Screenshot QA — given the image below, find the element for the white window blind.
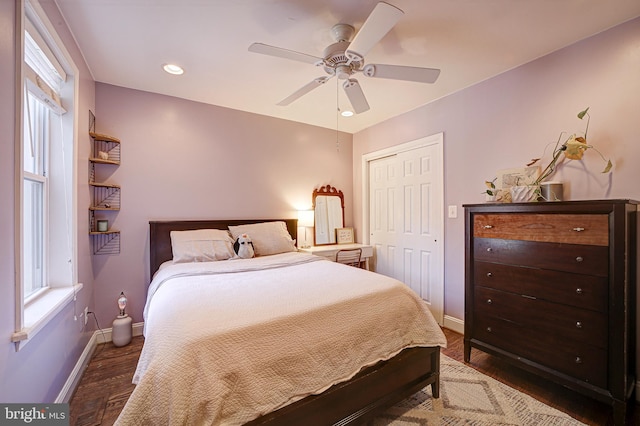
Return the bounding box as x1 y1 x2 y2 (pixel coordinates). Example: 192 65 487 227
24 19 66 114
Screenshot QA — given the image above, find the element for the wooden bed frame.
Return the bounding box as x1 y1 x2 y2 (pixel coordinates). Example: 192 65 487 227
149 219 441 425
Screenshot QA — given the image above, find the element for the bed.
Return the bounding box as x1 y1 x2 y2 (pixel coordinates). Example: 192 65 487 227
116 219 446 425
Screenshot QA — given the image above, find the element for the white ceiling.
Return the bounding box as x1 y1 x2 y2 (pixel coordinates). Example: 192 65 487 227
55 0 640 134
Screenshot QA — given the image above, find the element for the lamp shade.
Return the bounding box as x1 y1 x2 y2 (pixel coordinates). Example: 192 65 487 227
298 210 315 227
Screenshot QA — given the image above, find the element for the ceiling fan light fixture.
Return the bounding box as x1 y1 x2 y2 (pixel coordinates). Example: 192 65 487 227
335 64 352 80
163 63 184 75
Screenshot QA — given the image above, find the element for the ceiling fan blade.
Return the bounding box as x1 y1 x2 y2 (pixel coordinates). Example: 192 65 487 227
363 64 441 84
343 79 370 114
277 76 332 106
249 43 322 65
345 2 404 62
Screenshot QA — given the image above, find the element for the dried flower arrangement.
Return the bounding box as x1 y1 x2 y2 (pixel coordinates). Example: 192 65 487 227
528 107 612 187
482 107 612 202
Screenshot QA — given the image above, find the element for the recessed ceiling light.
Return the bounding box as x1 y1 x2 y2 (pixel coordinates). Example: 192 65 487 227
341 110 354 117
163 64 184 75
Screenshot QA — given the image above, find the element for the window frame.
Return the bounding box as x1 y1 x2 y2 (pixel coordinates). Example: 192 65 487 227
23 92 50 301
13 0 82 351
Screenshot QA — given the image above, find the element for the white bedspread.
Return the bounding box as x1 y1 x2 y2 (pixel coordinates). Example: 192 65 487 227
116 252 446 425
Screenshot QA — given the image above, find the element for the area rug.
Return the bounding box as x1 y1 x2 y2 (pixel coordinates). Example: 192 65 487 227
372 354 586 425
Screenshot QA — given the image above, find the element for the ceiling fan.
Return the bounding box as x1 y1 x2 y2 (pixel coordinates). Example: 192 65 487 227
248 1 440 114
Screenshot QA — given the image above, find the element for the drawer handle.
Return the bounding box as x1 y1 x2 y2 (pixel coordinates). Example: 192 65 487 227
486 327 492 333
576 288 583 295
576 321 582 329
486 272 492 278
575 356 582 364
572 227 585 232
483 225 493 229
486 299 492 304
486 247 493 252
575 256 584 263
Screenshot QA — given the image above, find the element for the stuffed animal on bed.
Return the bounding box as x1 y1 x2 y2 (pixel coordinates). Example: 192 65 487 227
233 233 255 259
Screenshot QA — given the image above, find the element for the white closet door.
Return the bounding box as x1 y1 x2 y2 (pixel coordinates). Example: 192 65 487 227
369 142 443 323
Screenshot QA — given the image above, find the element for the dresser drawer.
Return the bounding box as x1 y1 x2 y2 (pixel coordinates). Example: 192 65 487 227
474 316 607 387
474 286 607 348
474 238 608 277
474 213 608 246
474 261 608 312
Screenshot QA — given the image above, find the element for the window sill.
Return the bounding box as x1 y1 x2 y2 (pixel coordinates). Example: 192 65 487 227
11 283 83 351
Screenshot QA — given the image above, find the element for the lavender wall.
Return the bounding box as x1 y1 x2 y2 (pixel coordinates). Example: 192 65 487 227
91 84 354 325
353 17 640 323
0 2 96 403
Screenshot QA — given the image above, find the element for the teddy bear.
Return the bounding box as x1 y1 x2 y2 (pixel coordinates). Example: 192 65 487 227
233 233 255 259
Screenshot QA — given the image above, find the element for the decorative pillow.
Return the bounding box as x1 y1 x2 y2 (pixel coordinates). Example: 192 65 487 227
228 221 296 256
233 233 255 259
170 229 234 263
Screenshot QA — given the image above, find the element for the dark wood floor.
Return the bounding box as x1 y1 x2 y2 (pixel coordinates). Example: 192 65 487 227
69 328 638 425
70 336 143 426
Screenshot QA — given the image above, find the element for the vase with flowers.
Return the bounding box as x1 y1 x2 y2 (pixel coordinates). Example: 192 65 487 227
510 107 612 202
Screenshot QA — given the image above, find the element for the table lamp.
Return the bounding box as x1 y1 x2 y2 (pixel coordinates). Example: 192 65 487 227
298 210 315 248
112 291 132 347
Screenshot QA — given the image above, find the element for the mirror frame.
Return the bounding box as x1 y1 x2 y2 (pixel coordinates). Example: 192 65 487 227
312 185 345 246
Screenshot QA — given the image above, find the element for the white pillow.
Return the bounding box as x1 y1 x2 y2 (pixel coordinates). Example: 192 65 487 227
170 229 234 263
228 221 296 256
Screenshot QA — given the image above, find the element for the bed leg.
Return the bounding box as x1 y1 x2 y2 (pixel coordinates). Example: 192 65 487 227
431 377 440 399
431 348 441 398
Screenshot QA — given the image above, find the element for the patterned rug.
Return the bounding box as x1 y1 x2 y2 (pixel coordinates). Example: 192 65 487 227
372 354 586 425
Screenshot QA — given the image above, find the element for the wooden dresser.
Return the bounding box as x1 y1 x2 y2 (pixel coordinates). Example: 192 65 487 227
463 200 638 425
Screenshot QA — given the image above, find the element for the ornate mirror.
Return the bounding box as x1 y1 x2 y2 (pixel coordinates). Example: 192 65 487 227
312 185 345 246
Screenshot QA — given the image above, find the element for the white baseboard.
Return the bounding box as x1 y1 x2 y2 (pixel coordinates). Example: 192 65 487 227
56 322 144 403
95 322 144 344
443 314 464 335
55 332 98 403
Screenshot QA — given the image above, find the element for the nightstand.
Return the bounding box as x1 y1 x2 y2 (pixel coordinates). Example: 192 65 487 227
299 243 374 270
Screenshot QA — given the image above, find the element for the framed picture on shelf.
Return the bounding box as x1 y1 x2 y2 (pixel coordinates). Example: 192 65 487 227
496 166 540 189
335 227 354 244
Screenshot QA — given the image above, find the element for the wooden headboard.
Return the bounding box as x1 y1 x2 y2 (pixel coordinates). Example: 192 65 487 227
149 219 298 277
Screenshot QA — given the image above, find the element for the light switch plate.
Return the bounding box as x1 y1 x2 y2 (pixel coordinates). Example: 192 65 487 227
448 205 458 218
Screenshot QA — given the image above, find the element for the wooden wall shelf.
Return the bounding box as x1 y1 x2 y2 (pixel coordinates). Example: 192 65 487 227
88 112 122 255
